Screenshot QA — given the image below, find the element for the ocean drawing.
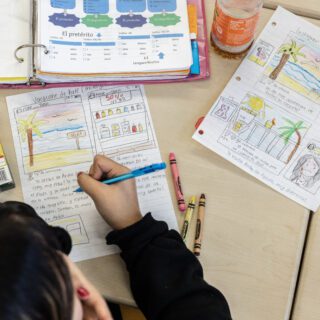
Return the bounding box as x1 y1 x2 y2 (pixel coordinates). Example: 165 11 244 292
15 100 93 173
264 32 320 103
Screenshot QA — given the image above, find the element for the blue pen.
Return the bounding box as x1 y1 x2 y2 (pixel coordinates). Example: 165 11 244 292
74 162 166 192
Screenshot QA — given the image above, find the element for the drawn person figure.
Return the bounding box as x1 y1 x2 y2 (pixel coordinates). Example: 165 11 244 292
256 47 266 60
290 154 320 188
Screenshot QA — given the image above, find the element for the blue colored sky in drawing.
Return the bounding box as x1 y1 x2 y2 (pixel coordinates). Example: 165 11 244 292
17 102 92 156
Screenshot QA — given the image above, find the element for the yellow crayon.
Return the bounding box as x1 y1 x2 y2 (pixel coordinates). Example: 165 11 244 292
181 196 196 241
194 194 206 256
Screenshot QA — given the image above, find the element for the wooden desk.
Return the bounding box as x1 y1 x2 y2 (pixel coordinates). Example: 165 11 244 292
0 5 316 320
264 0 320 19
292 211 320 320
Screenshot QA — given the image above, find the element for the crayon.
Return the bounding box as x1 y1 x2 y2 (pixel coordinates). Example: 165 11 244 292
194 194 206 256
181 196 196 241
169 152 186 212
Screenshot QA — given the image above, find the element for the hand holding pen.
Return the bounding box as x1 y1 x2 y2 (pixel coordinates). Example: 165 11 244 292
76 156 166 229
77 155 143 230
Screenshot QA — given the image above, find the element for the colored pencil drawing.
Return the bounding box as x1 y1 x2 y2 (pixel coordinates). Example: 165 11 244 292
89 86 156 156
219 93 309 164
49 215 89 245
263 31 320 103
15 98 93 173
210 97 238 122
17 112 46 167
278 118 306 163
248 40 274 66
284 141 320 194
290 154 320 188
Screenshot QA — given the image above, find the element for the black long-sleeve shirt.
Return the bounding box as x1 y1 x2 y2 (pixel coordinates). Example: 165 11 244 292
107 213 232 320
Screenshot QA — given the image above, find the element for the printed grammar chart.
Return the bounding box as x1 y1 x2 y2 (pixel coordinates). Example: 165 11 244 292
37 0 192 74
194 7 320 211
6 85 177 262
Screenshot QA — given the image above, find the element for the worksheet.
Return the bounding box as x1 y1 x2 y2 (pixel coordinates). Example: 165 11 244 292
6 85 177 261
37 0 192 74
193 7 320 211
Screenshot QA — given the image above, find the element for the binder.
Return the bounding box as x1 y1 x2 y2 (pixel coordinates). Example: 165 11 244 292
1 0 209 89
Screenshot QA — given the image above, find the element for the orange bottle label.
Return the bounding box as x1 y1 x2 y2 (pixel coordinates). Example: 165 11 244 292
212 1 259 47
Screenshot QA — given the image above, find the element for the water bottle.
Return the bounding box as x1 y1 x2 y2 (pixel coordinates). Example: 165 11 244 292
211 0 263 57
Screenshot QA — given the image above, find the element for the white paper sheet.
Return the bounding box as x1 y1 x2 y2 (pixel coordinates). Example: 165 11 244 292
193 7 320 211
37 0 192 74
6 85 177 261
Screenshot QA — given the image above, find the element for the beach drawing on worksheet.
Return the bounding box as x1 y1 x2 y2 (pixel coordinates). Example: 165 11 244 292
193 7 320 210
7 85 177 262
14 95 93 173
259 31 320 103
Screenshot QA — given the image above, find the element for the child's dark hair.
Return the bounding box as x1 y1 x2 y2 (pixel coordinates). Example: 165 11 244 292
0 201 74 320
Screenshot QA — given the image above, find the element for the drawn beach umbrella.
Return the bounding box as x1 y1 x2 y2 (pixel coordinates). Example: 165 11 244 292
17 112 46 167
269 40 305 80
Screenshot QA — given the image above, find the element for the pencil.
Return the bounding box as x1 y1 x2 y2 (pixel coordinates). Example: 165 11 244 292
194 194 206 256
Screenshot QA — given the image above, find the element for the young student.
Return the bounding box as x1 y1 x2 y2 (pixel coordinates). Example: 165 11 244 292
0 155 232 320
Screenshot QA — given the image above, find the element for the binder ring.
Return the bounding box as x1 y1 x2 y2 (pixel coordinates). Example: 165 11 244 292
15 44 49 63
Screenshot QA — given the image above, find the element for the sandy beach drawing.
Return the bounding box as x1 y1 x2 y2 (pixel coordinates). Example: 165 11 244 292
264 31 320 103
15 99 93 173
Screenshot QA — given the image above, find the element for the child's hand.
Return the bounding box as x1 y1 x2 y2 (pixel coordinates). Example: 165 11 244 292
77 155 142 230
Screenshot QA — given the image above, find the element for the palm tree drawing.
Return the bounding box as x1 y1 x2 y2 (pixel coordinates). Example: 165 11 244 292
269 40 305 80
18 112 45 167
279 119 306 164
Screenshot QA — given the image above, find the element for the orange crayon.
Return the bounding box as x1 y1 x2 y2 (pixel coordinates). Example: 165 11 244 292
194 194 206 256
